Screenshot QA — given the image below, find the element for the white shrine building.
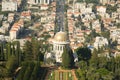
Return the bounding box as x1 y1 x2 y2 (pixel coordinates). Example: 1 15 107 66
44 31 78 64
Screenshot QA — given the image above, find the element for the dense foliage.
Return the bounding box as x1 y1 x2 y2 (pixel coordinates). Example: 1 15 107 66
75 47 120 80
106 4 117 14
75 47 92 62
17 62 41 80
23 38 44 61
0 38 45 80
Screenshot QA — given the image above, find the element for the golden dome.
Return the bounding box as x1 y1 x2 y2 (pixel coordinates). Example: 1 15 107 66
54 31 68 42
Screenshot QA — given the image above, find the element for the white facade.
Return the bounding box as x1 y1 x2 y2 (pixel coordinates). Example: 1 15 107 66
94 37 108 49
96 6 106 13
9 19 24 40
81 8 92 14
8 13 15 23
0 35 5 42
2 21 10 31
28 0 52 4
99 0 110 5
40 4 49 10
10 31 17 40
110 29 120 44
44 31 70 63
81 13 96 23
20 11 31 21
2 1 17 11
52 39 70 62
92 20 101 33
74 2 86 10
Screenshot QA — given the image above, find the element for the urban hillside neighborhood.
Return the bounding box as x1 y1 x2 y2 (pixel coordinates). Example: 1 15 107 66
0 0 120 80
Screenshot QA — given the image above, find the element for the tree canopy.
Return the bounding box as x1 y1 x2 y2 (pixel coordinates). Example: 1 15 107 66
75 47 92 62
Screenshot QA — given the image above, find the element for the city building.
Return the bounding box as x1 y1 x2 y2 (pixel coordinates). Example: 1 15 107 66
2 21 10 31
2 0 17 11
110 29 120 44
28 0 53 5
8 13 15 23
92 20 101 33
99 0 110 5
94 36 108 49
40 4 49 10
20 11 31 21
96 6 106 13
9 19 24 40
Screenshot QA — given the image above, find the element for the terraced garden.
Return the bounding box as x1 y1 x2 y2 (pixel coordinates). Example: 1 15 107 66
48 69 77 80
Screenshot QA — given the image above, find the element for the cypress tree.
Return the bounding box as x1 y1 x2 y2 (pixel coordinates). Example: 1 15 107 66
0 43 4 60
23 41 33 61
11 44 15 56
23 62 35 80
68 47 75 67
62 47 69 68
16 41 21 65
31 38 39 60
6 42 12 59
6 55 18 76
30 64 39 80
17 62 29 80
0 44 2 60
62 47 74 69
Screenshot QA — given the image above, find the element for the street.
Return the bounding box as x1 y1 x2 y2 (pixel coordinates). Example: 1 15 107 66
55 0 65 33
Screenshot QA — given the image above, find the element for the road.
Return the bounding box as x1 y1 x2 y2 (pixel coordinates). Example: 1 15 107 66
55 0 65 33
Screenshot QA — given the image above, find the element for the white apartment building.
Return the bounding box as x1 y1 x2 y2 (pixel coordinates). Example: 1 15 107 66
92 20 101 33
8 13 15 23
9 30 18 40
9 19 24 40
28 0 53 5
40 4 49 10
2 1 17 11
20 11 31 21
74 2 86 11
99 0 110 5
81 13 96 22
96 6 106 13
110 29 120 44
2 21 10 31
94 37 108 49
74 2 92 14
